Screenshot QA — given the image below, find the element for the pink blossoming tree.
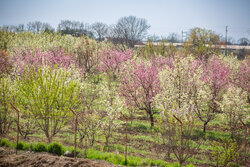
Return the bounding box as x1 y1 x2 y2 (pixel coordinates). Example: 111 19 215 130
120 59 161 127
13 48 78 75
195 57 231 132
100 49 133 79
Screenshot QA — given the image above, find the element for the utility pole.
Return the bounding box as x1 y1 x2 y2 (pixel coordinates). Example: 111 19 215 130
181 30 187 43
225 26 228 56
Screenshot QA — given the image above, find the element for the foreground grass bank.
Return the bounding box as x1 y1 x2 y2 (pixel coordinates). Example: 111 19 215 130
0 138 196 167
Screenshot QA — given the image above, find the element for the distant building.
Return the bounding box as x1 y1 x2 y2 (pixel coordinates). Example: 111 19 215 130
135 42 250 59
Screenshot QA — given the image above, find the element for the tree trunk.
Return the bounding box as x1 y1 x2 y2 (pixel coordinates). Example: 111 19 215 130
46 131 52 143
105 135 110 152
130 111 133 125
124 119 128 165
91 135 95 146
203 122 208 133
149 112 154 127
179 124 183 166
16 111 20 155
47 136 52 144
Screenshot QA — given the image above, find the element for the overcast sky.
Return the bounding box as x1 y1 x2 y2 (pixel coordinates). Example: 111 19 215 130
0 0 250 41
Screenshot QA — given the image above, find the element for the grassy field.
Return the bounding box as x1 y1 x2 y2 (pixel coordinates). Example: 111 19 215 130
2 110 248 167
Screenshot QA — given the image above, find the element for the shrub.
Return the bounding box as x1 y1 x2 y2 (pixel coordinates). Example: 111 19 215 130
0 138 11 147
31 142 47 152
48 142 64 155
15 141 29 150
211 139 238 167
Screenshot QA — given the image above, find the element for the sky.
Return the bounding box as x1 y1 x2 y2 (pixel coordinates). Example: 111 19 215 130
0 0 250 41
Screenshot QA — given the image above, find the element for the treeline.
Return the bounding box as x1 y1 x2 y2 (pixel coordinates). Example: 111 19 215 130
1 15 250 48
1 16 150 48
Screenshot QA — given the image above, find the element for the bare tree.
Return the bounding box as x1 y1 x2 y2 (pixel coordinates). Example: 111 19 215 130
2 25 23 33
227 36 235 45
147 34 160 42
17 24 25 32
112 16 150 47
167 33 180 43
57 20 72 33
26 21 54 33
238 37 249 46
27 21 43 33
58 20 93 37
41 23 54 33
92 22 109 41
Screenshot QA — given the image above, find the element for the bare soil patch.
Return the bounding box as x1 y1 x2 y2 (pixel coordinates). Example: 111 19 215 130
0 147 116 167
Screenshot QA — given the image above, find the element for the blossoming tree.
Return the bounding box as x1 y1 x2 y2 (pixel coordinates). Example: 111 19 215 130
120 59 161 127
196 57 231 132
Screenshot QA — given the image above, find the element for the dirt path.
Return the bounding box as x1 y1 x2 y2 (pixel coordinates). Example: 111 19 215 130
0 148 117 167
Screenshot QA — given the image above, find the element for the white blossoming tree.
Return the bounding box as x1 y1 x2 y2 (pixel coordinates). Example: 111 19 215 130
100 80 122 151
219 86 249 163
154 55 202 165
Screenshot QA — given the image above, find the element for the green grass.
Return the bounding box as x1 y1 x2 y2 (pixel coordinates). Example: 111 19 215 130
127 121 153 133
205 130 231 141
199 143 214 150
29 133 47 138
101 143 150 156
86 148 171 166
4 116 235 167
187 157 212 165
0 138 11 147
209 114 225 126
190 129 205 140
66 146 81 155
131 134 155 142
